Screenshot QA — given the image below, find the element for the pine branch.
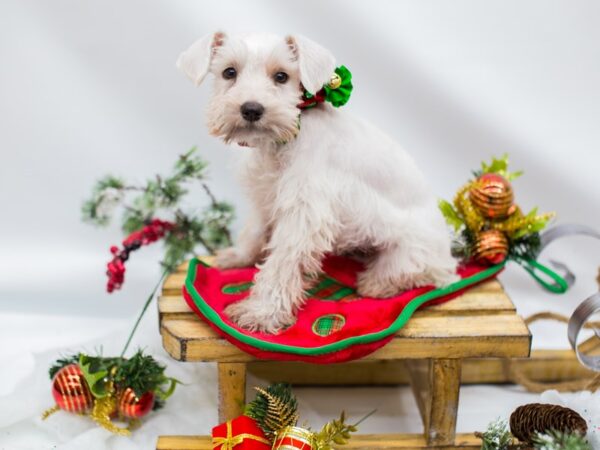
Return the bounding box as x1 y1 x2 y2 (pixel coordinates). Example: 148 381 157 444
476 419 513 450
533 430 591 450
245 383 299 437
48 353 81 379
113 349 171 397
82 147 234 289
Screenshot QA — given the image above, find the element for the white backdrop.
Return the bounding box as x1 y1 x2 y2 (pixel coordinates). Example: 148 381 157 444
1 1 600 449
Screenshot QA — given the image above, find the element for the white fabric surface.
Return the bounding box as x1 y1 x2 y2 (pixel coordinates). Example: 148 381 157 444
1 0 600 448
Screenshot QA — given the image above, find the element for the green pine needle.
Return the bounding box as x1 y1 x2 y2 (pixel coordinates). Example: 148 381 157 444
508 232 542 261
82 147 234 273
48 353 81 379
533 430 591 450
50 350 178 400
478 419 512 450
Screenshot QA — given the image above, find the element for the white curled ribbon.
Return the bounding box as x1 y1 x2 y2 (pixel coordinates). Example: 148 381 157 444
539 224 600 372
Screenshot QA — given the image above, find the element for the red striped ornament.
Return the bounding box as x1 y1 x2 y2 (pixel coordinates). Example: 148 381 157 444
118 388 155 419
51 364 94 413
272 426 314 450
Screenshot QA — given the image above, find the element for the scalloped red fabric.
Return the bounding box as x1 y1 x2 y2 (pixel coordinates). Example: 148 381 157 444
183 255 501 363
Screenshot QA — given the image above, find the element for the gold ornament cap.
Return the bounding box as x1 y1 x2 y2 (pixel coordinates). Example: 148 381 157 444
272 426 314 449
328 73 342 90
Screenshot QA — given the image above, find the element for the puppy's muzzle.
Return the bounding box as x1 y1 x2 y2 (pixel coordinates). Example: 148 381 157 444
240 102 264 122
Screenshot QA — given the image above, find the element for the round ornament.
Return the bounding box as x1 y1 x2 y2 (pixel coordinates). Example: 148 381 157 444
328 73 342 89
51 364 94 413
273 426 314 450
469 173 515 219
118 388 155 419
473 229 509 265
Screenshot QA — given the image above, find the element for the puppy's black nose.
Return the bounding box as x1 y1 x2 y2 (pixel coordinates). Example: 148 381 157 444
240 102 264 122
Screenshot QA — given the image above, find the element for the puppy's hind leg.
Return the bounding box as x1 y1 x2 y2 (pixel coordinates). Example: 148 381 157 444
357 232 458 298
357 244 416 298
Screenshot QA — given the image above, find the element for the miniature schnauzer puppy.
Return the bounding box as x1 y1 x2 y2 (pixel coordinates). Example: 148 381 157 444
177 32 458 334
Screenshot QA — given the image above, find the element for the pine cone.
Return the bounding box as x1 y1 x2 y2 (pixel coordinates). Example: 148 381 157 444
510 403 587 444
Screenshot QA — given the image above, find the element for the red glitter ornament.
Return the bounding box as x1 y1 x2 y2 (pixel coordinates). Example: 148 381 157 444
473 229 509 265
469 173 515 220
51 364 94 413
117 388 155 419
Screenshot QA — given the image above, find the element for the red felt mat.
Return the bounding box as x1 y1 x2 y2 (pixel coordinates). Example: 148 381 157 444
183 255 503 363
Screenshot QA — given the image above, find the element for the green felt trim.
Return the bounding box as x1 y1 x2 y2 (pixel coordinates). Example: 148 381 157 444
197 258 212 268
222 282 254 295
305 278 336 297
185 258 506 356
327 287 355 300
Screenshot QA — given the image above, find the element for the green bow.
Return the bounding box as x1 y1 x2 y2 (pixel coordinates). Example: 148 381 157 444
324 65 353 107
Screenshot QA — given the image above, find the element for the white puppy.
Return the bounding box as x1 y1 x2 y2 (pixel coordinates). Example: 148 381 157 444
177 32 458 333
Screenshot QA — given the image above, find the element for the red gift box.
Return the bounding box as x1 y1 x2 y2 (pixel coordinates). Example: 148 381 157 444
212 415 271 450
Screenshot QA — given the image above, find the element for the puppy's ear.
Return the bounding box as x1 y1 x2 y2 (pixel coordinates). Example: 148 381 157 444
286 35 336 95
176 31 226 86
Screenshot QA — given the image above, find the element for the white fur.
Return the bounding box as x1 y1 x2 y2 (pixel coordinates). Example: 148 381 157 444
178 32 458 333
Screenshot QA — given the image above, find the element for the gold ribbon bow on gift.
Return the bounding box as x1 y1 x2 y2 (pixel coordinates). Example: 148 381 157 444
212 420 270 450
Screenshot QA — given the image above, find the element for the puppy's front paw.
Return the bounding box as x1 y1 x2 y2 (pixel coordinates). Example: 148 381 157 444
224 295 296 334
215 247 253 269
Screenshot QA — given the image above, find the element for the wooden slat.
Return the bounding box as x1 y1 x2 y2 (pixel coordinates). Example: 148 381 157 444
161 314 530 362
163 273 187 295
157 433 482 450
245 347 598 386
158 279 516 327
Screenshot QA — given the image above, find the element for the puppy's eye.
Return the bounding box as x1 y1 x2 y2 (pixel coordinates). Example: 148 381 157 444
273 72 288 84
222 67 237 80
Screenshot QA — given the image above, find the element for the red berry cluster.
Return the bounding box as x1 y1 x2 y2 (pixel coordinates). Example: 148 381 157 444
106 219 174 292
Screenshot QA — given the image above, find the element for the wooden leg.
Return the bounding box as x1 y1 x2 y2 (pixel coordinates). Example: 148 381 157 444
217 362 247 423
405 359 462 447
428 359 462 446
404 360 431 429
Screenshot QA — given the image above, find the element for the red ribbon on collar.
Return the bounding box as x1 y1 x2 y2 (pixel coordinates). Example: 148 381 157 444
297 89 326 110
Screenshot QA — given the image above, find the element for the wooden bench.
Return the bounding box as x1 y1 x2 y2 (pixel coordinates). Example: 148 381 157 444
155 259 585 449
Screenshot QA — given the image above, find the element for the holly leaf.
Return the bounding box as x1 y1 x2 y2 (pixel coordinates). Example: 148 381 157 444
480 154 523 180
79 354 109 398
154 377 181 401
512 208 554 239
438 199 464 231
481 154 509 175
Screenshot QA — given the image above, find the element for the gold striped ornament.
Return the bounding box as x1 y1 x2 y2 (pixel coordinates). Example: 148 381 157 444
469 173 515 219
472 229 510 265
